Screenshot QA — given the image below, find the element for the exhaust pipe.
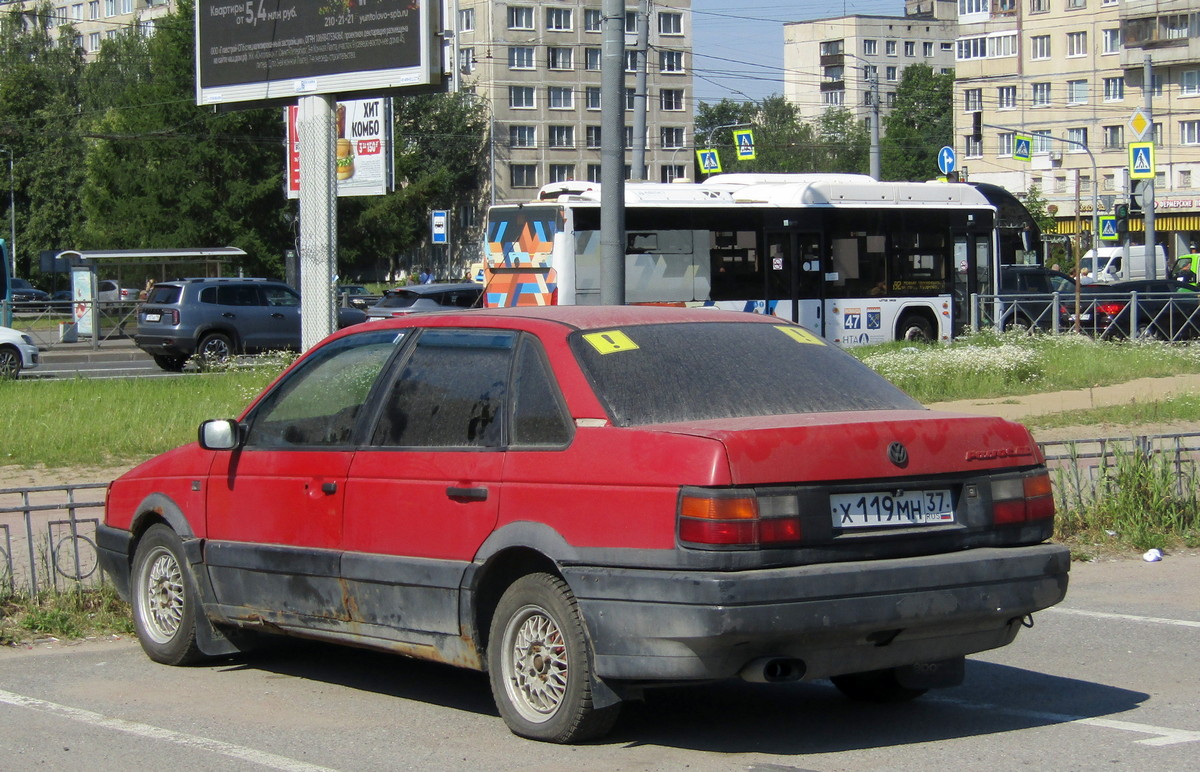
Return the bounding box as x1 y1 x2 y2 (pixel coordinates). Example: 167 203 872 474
740 657 806 683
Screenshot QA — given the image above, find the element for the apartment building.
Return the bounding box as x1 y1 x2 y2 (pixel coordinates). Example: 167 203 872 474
955 0 1200 258
456 0 694 203
30 0 173 56
782 1 956 129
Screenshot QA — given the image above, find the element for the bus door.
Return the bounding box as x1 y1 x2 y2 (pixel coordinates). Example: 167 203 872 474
952 231 992 334
764 231 825 336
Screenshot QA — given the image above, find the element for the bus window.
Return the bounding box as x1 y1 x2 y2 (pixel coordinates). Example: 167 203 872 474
709 230 760 300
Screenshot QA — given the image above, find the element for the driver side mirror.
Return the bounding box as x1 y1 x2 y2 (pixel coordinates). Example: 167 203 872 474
198 419 244 451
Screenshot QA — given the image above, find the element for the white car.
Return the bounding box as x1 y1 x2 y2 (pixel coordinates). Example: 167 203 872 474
0 325 39 378
98 279 138 302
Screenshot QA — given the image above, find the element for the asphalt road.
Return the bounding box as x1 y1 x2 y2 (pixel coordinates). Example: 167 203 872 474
0 554 1197 771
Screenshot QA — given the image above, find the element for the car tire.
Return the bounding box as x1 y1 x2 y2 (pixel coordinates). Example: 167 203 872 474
487 573 621 743
897 314 934 343
152 354 187 372
131 524 206 666
196 332 234 366
0 345 21 379
831 668 929 703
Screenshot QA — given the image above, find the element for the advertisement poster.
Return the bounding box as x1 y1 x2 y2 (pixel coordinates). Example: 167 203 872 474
286 97 392 198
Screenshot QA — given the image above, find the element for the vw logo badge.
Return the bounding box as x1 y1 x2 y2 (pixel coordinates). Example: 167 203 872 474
888 441 909 468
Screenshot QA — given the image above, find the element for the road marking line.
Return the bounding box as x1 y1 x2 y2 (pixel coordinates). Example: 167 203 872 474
930 696 1200 746
0 688 343 772
1047 607 1200 629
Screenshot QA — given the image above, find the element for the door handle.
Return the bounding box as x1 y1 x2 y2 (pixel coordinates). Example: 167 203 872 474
321 482 337 495
222 312 235 318
271 312 286 319
447 486 488 501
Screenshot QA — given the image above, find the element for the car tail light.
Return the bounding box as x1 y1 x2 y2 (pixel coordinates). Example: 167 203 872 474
1096 302 1126 316
678 489 802 548
991 470 1055 525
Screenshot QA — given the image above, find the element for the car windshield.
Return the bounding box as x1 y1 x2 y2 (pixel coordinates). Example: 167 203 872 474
570 321 922 426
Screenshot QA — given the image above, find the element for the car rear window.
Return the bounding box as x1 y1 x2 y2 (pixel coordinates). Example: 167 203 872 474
146 285 183 304
378 291 419 309
570 321 922 426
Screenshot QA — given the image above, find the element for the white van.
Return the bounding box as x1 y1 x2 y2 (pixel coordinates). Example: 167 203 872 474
1078 245 1168 283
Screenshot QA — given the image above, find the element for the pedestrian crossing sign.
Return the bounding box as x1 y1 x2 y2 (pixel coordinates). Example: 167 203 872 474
1013 134 1031 162
1129 142 1155 180
733 129 756 160
697 148 722 173
1098 215 1118 241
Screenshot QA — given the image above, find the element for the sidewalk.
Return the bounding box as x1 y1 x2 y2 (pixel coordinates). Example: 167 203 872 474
34 335 149 365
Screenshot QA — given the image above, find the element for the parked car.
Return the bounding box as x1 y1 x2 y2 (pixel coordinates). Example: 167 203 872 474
98 279 138 303
366 282 482 320
134 277 367 371
0 325 39 378
995 265 1077 331
100 306 1069 743
1061 279 1200 341
49 289 74 311
7 278 49 308
336 284 372 310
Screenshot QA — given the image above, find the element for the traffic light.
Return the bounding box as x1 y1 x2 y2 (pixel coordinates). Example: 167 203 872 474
1129 180 1143 214
1114 203 1129 234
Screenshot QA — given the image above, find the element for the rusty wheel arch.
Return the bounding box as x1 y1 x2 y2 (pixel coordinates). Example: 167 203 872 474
471 547 562 655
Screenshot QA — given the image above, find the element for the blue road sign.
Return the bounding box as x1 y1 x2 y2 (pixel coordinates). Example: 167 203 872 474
697 149 722 173
1014 135 1031 162
1099 216 1118 241
938 146 957 175
733 129 756 160
431 210 448 245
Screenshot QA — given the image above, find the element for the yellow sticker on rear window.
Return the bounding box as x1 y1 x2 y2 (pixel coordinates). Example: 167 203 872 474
774 326 825 346
583 330 640 354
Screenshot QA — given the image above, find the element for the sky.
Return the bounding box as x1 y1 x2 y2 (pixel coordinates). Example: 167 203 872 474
691 0 908 105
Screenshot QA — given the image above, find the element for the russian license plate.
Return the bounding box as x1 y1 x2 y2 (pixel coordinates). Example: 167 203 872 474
144 312 161 322
831 488 955 529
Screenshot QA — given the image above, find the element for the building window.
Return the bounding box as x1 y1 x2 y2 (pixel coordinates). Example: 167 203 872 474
1030 0 1049 12
625 50 638 72
586 87 602 110
863 39 877 55
585 48 601 71
624 87 637 110
661 165 687 183
659 12 682 35
964 88 982 111
886 66 897 81
511 164 538 188
509 47 534 70
1182 70 1200 96
957 36 985 60
548 126 574 149
959 0 987 13
1067 79 1088 105
509 126 536 148
1066 0 1085 8
923 42 933 56
820 40 844 56
549 164 575 182
1180 170 1192 189
586 125 602 149
509 86 535 109
459 8 474 31
1102 28 1120 54
660 89 684 111
661 127 684 149
458 48 475 74
104 0 113 16
965 135 982 158
904 40 915 56
886 40 897 55
585 8 602 32
1030 35 1050 60
548 47 573 70
988 34 1017 58
1066 31 1087 57
1067 127 1088 151
507 6 533 30
997 86 1016 109
660 50 684 74
548 87 574 109
1181 121 1200 146
88 31 100 50
88 0 98 19
1102 173 1115 191
824 90 845 106
1104 77 1124 101
1032 129 1052 154
1103 125 1124 150
1032 82 1051 106
546 8 572 31
999 132 1015 156
587 164 602 183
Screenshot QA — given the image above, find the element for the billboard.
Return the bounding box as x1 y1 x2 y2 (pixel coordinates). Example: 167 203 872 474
196 0 442 107
286 97 392 197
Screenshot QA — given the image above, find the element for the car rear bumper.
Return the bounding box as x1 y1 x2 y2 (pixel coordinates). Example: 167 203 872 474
565 543 1070 683
134 333 194 357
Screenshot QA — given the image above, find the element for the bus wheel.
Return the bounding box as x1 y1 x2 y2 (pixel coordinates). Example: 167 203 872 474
898 314 934 343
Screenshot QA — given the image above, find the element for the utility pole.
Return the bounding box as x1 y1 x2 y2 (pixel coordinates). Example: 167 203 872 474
631 0 649 181
1143 54 1157 279
867 66 881 180
600 0 627 304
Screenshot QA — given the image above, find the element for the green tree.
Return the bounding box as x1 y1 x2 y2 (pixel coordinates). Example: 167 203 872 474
813 107 868 174
880 63 954 181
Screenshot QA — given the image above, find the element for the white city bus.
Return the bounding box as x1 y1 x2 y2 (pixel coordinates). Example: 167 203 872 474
482 174 1039 345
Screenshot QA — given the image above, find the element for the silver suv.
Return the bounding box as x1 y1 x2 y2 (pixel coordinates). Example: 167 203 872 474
136 278 365 371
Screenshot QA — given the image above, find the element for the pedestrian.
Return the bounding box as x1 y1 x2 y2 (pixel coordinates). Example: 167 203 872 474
1079 267 1095 285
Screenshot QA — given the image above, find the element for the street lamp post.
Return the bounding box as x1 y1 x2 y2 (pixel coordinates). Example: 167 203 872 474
839 53 882 180
0 147 14 278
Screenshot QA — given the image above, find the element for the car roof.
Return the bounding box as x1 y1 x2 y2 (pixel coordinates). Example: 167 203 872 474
387 282 482 296
351 304 782 334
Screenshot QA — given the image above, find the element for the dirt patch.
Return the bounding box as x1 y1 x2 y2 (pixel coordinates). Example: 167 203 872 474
0 465 137 490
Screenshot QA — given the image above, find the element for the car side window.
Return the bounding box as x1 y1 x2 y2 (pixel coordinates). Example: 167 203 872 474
511 339 571 447
264 285 300 307
244 330 404 448
216 285 261 306
370 329 516 448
